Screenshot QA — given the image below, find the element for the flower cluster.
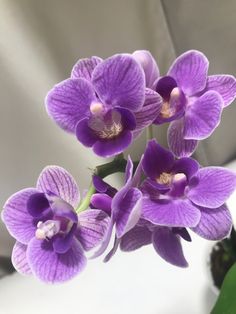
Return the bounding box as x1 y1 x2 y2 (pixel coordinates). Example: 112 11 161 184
2 50 236 283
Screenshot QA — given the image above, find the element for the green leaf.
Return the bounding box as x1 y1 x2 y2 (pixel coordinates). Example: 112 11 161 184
211 262 236 314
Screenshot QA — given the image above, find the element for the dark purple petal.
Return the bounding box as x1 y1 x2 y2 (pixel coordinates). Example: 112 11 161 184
92 175 109 193
90 193 112 215
152 227 188 267
27 238 86 283
134 88 162 129
71 56 103 81
45 78 96 133
142 139 174 179
37 166 80 208
117 108 136 131
172 157 199 180
12 242 32 275
155 76 177 100
205 75 236 107
132 50 159 88
191 204 232 240
103 236 120 263
53 224 77 254
76 209 110 251
184 91 223 140
168 50 209 96
92 130 132 158
27 192 50 218
92 54 145 112
142 197 201 227
172 228 192 242
187 167 236 208
120 225 152 251
115 187 142 238
2 188 38 244
76 118 98 147
168 118 198 157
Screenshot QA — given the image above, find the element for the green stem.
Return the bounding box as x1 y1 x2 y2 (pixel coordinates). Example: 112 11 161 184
76 154 127 213
146 125 153 141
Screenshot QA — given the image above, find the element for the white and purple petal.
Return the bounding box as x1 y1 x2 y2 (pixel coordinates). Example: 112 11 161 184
184 91 223 140
205 75 236 107
76 209 110 251
2 188 38 244
71 56 103 81
92 54 145 112
11 242 32 275
27 238 86 283
115 187 142 238
187 167 236 208
152 227 188 267
37 166 80 208
168 118 198 158
168 50 209 96
191 204 232 240
45 78 96 133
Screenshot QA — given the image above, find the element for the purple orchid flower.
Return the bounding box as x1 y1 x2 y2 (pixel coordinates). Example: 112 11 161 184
138 50 236 157
46 54 162 157
1 166 109 283
141 140 236 244
90 156 143 261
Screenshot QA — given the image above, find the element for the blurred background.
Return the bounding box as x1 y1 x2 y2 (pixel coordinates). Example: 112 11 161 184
0 0 236 313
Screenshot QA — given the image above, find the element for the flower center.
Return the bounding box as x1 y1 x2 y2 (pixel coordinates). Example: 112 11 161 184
160 87 181 118
35 220 60 240
156 172 173 185
97 122 123 139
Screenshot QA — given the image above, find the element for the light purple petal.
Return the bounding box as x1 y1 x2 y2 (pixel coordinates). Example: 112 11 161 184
45 78 96 133
37 166 80 208
71 56 103 81
205 75 236 107
168 118 198 157
103 236 120 263
2 188 38 244
134 88 162 129
168 50 209 96
191 204 232 240
132 50 159 88
92 130 132 158
115 187 142 238
125 156 133 184
90 193 112 215
187 167 236 208
92 54 145 112
77 209 110 251
142 198 201 227
120 225 152 251
12 242 32 275
142 139 174 179
27 238 86 283
184 91 223 140
152 227 188 267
